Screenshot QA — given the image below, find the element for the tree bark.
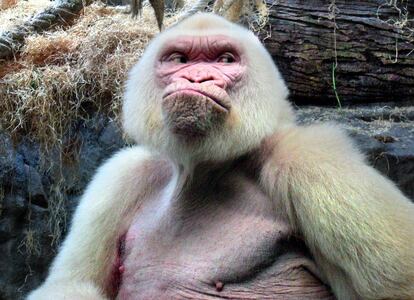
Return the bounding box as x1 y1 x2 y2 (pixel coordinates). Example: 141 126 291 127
263 0 414 105
0 0 93 60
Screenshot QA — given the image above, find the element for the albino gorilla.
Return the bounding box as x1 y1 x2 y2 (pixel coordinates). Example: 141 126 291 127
28 13 414 300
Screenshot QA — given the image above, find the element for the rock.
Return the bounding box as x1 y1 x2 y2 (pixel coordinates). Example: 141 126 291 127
0 202 52 300
297 105 414 200
25 165 47 208
99 121 124 150
106 0 128 5
0 116 125 300
0 135 15 184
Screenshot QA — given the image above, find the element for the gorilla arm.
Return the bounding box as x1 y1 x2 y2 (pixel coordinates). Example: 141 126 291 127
27 146 154 300
261 124 414 300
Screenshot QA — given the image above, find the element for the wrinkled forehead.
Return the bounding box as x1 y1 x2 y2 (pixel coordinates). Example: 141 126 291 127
140 14 269 69
158 35 244 57
150 28 259 59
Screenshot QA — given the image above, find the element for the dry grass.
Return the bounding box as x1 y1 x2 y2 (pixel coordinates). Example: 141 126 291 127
18 228 41 257
0 0 50 30
0 3 165 148
0 0 18 11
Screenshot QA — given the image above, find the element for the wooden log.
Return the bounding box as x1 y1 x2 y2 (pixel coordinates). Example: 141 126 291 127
0 0 93 60
263 0 414 105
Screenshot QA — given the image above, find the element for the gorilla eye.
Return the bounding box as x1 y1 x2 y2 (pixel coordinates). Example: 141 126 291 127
168 53 188 64
218 53 236 63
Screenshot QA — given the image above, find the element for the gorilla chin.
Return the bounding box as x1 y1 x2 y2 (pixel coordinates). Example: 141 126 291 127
162 90 230 140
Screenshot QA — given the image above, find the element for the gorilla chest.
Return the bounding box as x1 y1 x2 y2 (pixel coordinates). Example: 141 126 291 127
116 174 332 299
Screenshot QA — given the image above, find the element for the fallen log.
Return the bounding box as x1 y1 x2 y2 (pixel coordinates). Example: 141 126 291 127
0 0 93 60
264 0 414 105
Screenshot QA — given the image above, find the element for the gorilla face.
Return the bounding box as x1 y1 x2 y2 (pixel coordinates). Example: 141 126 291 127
123 13 292 165
156 35 244 141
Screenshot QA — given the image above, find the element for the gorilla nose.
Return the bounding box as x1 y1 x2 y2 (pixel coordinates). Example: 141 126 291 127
189 75 213 83
180 69 226 88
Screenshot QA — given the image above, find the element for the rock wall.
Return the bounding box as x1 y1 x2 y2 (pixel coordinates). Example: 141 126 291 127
0 115 124 300
297 105 414 198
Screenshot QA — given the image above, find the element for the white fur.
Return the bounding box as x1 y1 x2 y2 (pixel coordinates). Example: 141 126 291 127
123 13 294 168
27 146 154 299
261 124 414 300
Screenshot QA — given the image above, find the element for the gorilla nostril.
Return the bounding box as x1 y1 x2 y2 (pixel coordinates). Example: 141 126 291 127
179 72 225 86
197 76 217 84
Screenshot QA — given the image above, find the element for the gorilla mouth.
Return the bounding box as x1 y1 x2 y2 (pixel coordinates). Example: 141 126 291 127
162 87 230 139
163 88 231 112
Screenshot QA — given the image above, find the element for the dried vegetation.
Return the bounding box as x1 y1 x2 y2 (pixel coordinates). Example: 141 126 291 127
0 0 49 30
0 2 167 149
0 0 18 11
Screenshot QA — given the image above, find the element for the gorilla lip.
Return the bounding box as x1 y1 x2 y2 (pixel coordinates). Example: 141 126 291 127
163 89 231 111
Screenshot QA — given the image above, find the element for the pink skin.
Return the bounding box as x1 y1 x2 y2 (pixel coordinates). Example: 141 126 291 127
153 35 246 138
112 157 334 299
156 35 246 110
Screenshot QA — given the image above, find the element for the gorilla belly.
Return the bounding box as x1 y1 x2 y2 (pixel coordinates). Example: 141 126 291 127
116 256 334 299
114 170 334 299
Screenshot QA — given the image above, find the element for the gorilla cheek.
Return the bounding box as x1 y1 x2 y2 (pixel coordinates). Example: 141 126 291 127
162 93 228 139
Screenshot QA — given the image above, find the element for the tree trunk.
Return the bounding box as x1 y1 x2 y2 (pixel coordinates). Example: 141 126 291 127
0 0 93 60
263 0 414 105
